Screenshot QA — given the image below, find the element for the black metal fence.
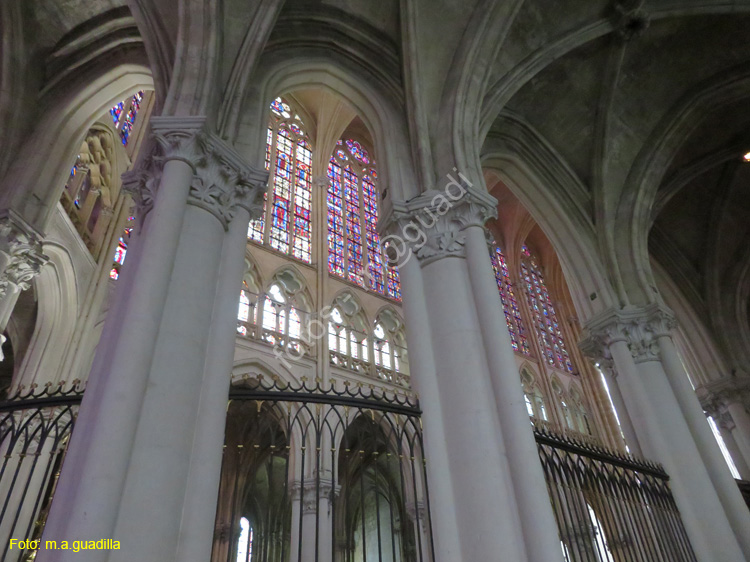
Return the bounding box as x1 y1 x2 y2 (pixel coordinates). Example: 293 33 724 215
212 375 433 562
0 378 717 562
535 427 697 562
0 383 84 562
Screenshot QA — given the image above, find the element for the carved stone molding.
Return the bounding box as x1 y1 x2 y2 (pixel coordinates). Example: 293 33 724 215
380 182 497 267
579 303 677 365
122 117 268 230
697 378 750 419
612 0 650 41
406 500 428 533
291 478 339 514
0 212 49 300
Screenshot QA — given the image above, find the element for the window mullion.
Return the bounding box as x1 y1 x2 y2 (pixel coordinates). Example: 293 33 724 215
289 127 297 257
263 123 279 245
357 173 370 289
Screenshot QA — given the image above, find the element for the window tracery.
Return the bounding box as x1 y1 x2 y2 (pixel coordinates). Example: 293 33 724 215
327 139 400 300
237 268 309 355
520 370 548 422
520 245 573 373
489 243 530 355
373 309 409 385
248 97 313 263
328 295 370 374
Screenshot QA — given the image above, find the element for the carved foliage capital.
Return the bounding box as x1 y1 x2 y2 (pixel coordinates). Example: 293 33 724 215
122 119 268 230
697 378 750 419
189 134 267 228
0 215 49 298
291 479 339 514
381 182 497 266
579 304 677 365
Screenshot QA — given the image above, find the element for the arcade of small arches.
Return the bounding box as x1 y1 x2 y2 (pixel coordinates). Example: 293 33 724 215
1 2 750 562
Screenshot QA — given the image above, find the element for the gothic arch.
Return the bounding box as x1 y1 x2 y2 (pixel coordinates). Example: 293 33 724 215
0 63 153 232
230 57 417 202
481 144 617 323
232 357 299 386
478 2 750 143
613 65 750 306
14 243 78 389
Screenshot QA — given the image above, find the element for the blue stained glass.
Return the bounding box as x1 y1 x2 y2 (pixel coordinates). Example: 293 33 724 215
490 246 530 355
521 244 573 372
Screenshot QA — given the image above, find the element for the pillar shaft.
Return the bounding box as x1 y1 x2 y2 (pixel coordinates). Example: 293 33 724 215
38 119 266 562
420 254 527 561
657 334 750 557
599 366 641 455
463 224 563 562
727 402 750 473
174 206 251 562
395 256 460 562
582 304 750 562
40 157 195 557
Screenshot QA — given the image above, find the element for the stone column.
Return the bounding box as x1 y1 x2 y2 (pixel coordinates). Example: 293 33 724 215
174 190 263 562
578 345 642 455
383 251 460 562
289 478 336 562
460 188 565 562
380 187 539 562
699 380 750 479
726 399 750 471
0 212 48 360
712 411 750 480
38 117 267 562
580 305 750 562
656 330 750 557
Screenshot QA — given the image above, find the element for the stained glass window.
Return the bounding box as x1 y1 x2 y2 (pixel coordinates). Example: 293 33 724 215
327 140 400 300
520 245 573 372
489 245 530 355
248 98 312 263
109 216 135 280
109 91 144 146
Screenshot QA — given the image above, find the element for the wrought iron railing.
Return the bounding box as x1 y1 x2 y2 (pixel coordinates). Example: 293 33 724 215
534 426 697 561
0 376 725 562
0 383 85 561
213 375 433 562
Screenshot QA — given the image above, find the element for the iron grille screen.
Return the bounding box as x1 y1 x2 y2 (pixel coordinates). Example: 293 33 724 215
535 427 697 562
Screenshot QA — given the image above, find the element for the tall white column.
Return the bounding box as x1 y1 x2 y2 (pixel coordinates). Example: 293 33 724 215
38 117 267 562
714 414 750 480
727 401 750 473
657 332 750 557
578 347 642 455
463 221 564 562
389 254 460 562
580 305 750 562
381 188 535 562
175 201 260 562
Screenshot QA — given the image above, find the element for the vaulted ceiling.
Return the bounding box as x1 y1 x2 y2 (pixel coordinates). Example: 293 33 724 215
5 0 750 370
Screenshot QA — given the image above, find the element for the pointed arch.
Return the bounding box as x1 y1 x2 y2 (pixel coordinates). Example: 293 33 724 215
230 56 418 203
0 60 153 232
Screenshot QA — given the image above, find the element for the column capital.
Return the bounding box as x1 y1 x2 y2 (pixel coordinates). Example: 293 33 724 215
696 377 750 415
291 478 339 514
123 118 268 230
379 182 497 267
0 211 49 298
579 303 677 364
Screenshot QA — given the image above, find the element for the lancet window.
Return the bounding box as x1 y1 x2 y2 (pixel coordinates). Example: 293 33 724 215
520 245 573 372
327 139 400 300
489 244 530 355
248 97 313 263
